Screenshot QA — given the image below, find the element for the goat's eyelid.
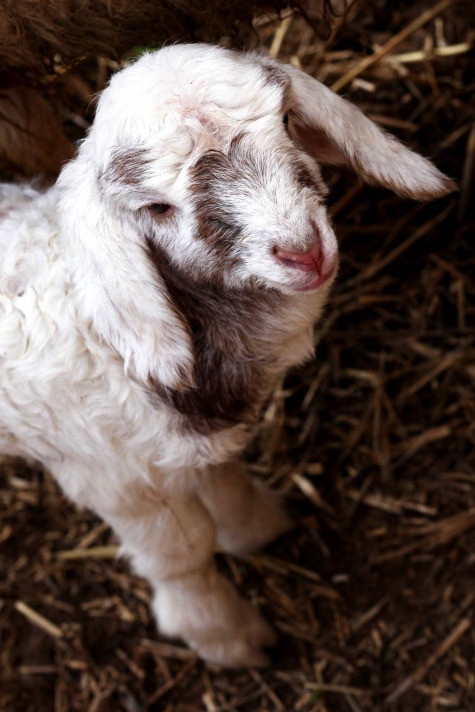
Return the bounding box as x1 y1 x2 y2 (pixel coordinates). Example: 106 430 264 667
147 203 176 217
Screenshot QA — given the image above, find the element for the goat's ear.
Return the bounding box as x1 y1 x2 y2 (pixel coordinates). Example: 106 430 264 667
286 65 456 200
58 157 194 391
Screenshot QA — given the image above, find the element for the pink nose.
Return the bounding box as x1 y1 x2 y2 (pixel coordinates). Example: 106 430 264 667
275 240 335 276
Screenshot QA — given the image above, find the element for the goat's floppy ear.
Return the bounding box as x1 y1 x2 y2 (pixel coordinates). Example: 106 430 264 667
286 65 456 200
58 156 194 391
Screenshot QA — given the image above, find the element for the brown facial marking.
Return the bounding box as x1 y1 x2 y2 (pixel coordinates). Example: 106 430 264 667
260 62 289 91
189 150 243 259
292 160 327 195
259 61 292 112
146 238 285 435
103 147 151 187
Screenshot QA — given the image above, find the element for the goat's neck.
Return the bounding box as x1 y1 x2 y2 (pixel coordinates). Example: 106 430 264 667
150 251 323 435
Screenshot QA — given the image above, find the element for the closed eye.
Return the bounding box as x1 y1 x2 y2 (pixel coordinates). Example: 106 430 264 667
148 203 175 217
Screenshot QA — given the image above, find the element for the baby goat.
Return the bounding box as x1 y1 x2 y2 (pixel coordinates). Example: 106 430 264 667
0 44 454 666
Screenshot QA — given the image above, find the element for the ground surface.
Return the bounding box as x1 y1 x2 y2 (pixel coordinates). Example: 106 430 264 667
1 2 474 711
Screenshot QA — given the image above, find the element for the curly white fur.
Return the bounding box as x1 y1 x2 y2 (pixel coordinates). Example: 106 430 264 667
0 44 453 667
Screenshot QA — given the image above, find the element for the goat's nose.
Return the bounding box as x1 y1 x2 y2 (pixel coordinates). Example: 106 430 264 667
274 241 324 274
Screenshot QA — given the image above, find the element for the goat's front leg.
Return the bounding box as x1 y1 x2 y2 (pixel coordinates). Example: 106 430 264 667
100 485 275 667
198 461 292 556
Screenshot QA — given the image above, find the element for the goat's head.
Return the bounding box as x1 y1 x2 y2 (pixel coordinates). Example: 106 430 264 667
58 44 455 391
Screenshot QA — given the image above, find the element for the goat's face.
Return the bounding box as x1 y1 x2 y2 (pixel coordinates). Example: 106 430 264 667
59 44 454 390
92 45 342 295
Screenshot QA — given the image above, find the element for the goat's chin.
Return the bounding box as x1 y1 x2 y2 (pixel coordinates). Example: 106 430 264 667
262 273 336 298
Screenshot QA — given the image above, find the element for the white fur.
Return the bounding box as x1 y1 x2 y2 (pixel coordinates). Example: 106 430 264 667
0 44 452 667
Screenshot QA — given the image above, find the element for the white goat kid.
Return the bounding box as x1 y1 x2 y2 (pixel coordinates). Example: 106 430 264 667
0 44 453 667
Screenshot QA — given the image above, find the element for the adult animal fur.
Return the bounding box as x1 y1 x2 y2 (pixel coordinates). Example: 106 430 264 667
0 44 454 667
0 0 290 81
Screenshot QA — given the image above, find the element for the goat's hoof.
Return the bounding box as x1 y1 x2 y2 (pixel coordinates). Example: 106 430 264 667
190 601 277 668
154 571 276 668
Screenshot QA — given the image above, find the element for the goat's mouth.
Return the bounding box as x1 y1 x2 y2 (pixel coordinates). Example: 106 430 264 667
297 263 337 291
272 243 338 292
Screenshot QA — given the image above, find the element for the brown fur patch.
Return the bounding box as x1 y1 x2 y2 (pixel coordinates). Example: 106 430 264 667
188 142 245 260
258 59 291 112
260 62 289 91
292 159 327 194
102 147 151 187
146 239 285 435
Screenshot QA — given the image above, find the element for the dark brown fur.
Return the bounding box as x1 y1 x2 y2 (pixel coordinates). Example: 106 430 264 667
0 1 293 83
292 160 327 194
260 62 289 91
189 144 246 260
146 239 285 435
103 148 152 188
